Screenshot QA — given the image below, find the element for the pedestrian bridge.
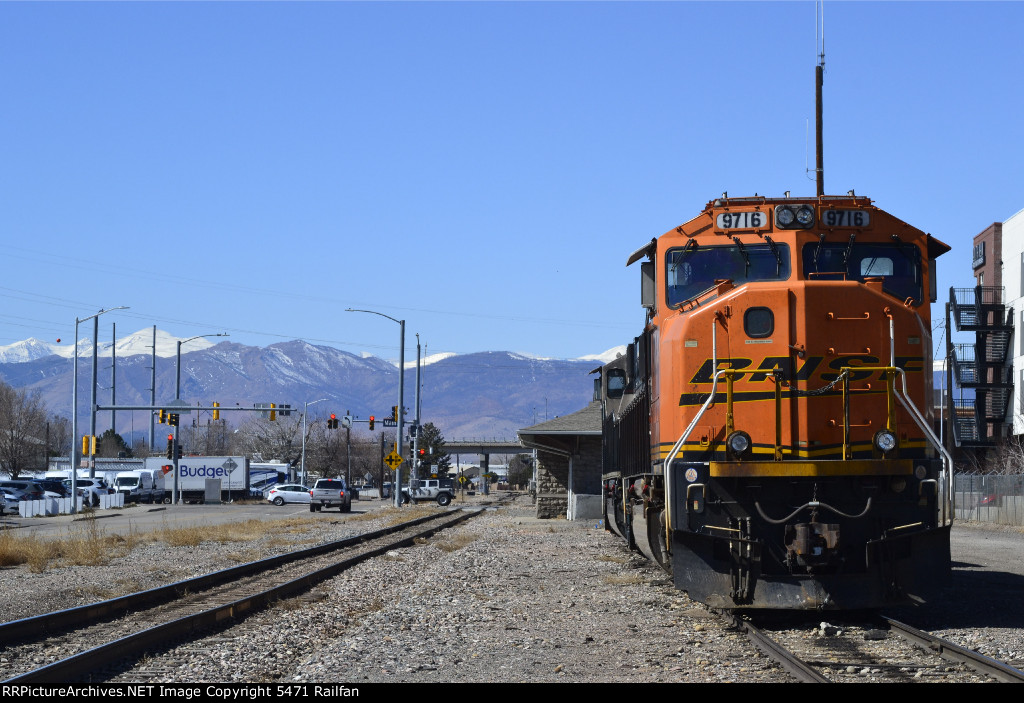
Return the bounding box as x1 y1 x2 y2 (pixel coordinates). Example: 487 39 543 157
445 440 524 457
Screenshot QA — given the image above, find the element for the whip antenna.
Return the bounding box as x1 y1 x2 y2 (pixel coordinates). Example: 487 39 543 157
815 1 825 196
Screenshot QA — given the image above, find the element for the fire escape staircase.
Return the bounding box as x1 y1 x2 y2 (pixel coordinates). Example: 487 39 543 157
949 286 1013 446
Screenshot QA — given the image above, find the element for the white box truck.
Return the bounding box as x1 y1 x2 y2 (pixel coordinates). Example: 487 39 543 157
147 456 249 503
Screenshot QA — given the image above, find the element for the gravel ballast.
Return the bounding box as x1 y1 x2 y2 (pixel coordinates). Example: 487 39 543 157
2 495 1023 683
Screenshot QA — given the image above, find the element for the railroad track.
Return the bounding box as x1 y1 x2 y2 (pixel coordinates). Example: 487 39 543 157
1 508 481 683
727 612 1024 683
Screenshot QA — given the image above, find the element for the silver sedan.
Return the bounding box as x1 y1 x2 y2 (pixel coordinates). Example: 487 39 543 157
266 484 311 506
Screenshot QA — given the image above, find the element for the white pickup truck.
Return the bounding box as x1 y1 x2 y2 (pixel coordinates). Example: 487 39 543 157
401 478 455 507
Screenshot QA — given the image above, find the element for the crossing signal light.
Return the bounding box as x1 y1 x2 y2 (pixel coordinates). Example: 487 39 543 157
166 434 174 459
368 415 375 431
213 402 220 421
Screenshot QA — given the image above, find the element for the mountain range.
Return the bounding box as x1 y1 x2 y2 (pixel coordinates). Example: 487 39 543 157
0 330 620 442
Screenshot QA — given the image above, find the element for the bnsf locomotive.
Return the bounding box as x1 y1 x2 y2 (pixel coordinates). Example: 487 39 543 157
600 194 952 610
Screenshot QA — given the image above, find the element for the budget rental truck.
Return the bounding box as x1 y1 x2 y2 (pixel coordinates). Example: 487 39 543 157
146 456 250 503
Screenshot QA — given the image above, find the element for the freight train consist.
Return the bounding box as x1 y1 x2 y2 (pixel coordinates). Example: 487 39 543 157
600 194 953 610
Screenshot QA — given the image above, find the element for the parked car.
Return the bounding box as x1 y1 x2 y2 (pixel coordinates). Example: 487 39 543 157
61 477 113 507
266 484 311 506
1 488 25 505
32 479 71 498
0 491 6 515
0 481 45 501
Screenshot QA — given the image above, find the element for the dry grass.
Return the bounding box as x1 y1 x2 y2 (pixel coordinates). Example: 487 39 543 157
0 518 142 572
378 505 438 527
153 517 318 547
432 532 479 553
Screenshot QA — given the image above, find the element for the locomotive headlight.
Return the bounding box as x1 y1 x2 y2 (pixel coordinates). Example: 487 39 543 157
774 204 815 229
726 430 752 459
874 429 898 454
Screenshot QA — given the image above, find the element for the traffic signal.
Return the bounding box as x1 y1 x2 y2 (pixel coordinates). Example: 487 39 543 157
391 405 398 421
213 402 220 421
328 414 338 429
368 415 375 431
168 413 179 427
270 403 276 421
158 409 166 424
81 435 96 456
166 434 174 459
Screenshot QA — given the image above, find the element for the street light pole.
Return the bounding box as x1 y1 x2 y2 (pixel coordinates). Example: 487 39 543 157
173 333 228 504
301 398 327 487
71 306 128 512
346 308 405 507
176 333 229 401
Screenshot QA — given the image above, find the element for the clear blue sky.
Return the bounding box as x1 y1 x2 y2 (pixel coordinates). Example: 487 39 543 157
1 1 1021 361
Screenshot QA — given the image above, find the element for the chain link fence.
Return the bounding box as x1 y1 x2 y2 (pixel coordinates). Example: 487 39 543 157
954 473 1024 526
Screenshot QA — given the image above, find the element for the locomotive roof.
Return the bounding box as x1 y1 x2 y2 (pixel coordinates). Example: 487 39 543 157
626 194 951 266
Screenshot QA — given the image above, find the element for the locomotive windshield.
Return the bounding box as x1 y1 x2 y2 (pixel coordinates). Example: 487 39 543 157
666 242 791 307
803 241 922 305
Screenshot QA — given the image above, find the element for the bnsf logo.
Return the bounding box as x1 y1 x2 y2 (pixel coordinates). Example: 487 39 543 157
688 355 925 385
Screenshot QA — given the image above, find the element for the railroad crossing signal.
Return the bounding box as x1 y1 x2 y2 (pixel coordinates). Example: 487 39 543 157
384 451 403 469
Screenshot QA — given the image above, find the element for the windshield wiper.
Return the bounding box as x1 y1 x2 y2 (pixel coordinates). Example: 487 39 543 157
842 233 857 270
764 235 782 277
731 236 750 277
813 233 826 273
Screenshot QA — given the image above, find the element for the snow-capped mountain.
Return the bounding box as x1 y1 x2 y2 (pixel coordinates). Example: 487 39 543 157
0 332 606 440
0 329 217 363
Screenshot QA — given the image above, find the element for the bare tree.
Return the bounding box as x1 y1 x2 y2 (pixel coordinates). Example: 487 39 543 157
235 415 302 465
0 381 47 477
48 413 72 459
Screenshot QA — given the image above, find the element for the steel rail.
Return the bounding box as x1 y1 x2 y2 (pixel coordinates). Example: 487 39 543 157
2 510 477 682
725 613 830 683
0 510 453 648
882 616 1024 683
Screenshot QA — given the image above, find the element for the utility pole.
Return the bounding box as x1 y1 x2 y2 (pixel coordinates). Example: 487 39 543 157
148 326 156 451
110 323 116 434
412 335 421 479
